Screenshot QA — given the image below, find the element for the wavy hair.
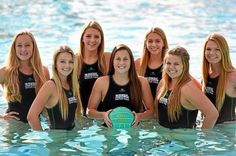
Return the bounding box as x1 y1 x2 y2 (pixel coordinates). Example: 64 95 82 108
139 27 169 75
52 45 83 120
157 46 191 121
4 31 47 102
77 20 107 77
201 33 235 111
109 44 143 112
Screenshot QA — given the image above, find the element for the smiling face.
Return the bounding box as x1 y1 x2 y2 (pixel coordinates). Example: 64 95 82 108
56 52 74 78
205 40 222 64
15 34 33 61
164 54 183 79
82 28 102 52
113 49 131 74
146 32 164 55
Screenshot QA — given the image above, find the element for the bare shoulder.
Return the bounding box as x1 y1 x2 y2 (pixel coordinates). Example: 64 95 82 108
104 52 111 60
42 65 50 80
228 71 236 84
94 75 109 87
0 66 8 84
135 58 141 67
181 80 201 97
138 76 148 84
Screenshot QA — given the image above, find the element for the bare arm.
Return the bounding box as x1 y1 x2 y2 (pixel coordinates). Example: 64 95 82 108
133 76 154 124
182 81 218 128
27 80 55 130
134 58 141 75
86 76 112 127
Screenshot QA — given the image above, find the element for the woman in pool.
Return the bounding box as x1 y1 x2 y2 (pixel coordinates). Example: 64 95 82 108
135 27 201 99
87 44 154 128
156 46 218 129
27 45 83 130
135 27 169 98
77 20 110 115
0 31 49 123
201 33 236 124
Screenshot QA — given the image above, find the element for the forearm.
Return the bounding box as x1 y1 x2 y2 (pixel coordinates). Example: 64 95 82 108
28 117 43 130
87 108 105 120
137 109 154 120
201 113 218 129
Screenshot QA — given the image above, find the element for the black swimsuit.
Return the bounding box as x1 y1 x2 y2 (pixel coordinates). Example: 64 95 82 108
98 76 137 112
7 71 36 123
47 88 78 130
205 76 236 124
79 61 103 115
158 91 198 129
145 65 162 98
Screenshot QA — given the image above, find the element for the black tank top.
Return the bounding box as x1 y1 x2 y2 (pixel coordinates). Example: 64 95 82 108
158 91 198 129
145 65 162 98
205 76 236 123
79 61 103 115
47 88 78 130
98 76 136 112
7 71 36 123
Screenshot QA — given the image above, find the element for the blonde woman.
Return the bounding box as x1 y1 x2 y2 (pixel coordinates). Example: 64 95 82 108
77 20 110 114
135 27 169 98
27 45 83 130
156 46 218 129
202 33 236 124
0 31 49 123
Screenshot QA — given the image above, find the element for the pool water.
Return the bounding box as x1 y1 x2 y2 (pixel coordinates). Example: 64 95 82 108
0 0 236 155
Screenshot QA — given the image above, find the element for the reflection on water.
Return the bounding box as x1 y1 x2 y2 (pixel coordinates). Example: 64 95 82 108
0 119 235 155
0 0 236 155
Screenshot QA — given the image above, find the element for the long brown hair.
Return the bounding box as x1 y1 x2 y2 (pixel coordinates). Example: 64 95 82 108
157 46 191 121
109 44 143 112
4 31 47 102
52 45 83 120
139 27 169 75
77 20 107 77
201 33 235 111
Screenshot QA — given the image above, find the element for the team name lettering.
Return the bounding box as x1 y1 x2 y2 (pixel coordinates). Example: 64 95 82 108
159 97 168 105
147 77 159 84
115 94 129 101
206 86 214 95
68 96 77 104
84 73 99 80
25 82 36 89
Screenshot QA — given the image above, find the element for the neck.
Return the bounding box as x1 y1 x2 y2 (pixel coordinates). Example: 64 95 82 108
113 73 129 85
209 63 221 77
148 53 163 68
83 49 98 64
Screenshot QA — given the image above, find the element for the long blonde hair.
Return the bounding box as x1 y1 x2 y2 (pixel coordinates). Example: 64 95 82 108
52 45 83 120
77 20 107 77
139 27 169 76
202 33 235 111
4 31 47 102
157 46 191 121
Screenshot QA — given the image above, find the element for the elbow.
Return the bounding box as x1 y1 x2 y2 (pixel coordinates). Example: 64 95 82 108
27 112 34 124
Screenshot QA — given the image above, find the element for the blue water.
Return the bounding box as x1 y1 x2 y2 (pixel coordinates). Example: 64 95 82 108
0 0 236 155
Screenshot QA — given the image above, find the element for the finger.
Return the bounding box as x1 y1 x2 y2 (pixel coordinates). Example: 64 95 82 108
9 111 19 115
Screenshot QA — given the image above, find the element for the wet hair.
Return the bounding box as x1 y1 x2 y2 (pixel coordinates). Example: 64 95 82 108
109 44 143 112
4 31 47 102
157 46 191 121
77 20 107 77
52 45 83 120
139 27 169 75
202 33 235 111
